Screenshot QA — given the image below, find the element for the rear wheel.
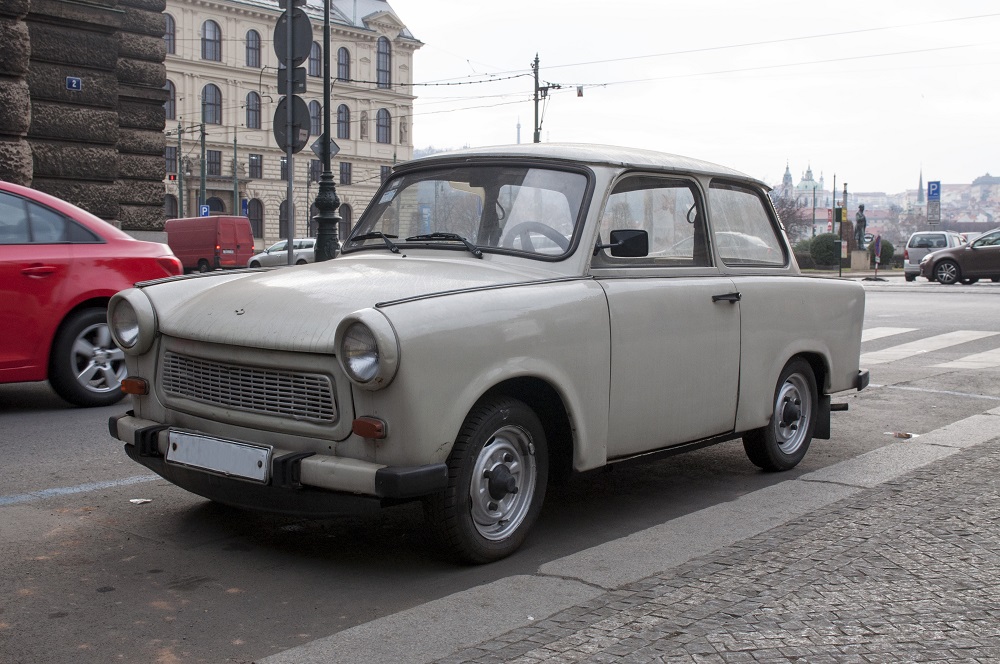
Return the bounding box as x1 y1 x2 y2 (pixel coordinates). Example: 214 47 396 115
934 260 960 285
48 307 127 407
904 274 916 282
249 260 261 268
743 359 817 471
197 259 211 273
425 397 548 564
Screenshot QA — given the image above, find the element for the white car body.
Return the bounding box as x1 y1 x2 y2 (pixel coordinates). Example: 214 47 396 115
108 144 867 562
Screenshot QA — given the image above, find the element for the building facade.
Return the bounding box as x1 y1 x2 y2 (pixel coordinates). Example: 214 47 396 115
0 0 168 231
162 0 420 247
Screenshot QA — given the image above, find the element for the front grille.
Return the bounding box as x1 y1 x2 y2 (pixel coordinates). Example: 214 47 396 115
162 352 337 423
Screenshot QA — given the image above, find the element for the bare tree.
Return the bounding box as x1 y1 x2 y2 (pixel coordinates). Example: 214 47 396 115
769 193 812 243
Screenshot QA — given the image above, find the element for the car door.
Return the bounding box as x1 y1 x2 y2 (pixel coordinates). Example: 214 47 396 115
963 230 1000 277
591 175 740 459
262 240 286 266
0 191 74 379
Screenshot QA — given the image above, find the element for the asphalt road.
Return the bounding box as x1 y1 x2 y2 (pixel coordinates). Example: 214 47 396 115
2 276 999 663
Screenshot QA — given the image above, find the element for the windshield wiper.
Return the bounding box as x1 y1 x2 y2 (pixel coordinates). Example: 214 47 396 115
352 232 400 254
405 232 483 258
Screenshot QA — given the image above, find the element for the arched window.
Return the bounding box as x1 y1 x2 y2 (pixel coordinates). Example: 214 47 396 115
164 14 176 55
246 91 261 129
376 37 391 88
376 108 391 144
248 199 264 238
201 20 222 61
308 42 321 77
336 104 350 139
207 196 226 213
164 194 178 219
309 100 321 137
164 80 176 120
202 84 222 124
246 30 261 68
337 47 350 82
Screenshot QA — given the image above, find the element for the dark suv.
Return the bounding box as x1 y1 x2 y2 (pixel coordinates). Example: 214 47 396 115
918 228 1000 284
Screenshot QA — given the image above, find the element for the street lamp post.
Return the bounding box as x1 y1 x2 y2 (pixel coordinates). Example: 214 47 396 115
313 0 341 261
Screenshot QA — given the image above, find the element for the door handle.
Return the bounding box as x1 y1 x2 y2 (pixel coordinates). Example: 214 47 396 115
21 265 57 277
712 292 741 303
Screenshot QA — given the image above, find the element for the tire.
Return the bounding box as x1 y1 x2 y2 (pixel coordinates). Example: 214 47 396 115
934 260 960 285
960 278 979 285
249 260 261 268
197 259 211 273
904 274 916 282
296 259 307 265
743 358 817 472
48 307 127 408
991 277 1000 283
425 397 548 564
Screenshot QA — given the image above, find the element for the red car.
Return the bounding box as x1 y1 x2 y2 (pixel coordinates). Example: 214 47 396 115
0 181 183 406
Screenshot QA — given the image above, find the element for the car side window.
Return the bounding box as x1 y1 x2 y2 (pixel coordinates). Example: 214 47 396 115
29 202 68 243
0 192 30 244
975 231 1000 247
708 182 785 267
595 176 708 267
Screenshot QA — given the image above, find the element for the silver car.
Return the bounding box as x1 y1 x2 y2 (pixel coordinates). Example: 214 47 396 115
247 238 315 267
903 231 966 281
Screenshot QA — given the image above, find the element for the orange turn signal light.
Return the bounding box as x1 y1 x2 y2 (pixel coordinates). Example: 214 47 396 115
352 417 386 439
120 377 149 395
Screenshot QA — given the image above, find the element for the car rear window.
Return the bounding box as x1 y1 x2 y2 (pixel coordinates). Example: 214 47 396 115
909 234 946 249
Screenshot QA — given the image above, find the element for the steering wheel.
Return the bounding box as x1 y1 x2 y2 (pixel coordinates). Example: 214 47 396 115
500 221 570 252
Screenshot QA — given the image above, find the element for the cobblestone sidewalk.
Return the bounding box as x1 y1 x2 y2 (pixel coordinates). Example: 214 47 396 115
437 441 1000 663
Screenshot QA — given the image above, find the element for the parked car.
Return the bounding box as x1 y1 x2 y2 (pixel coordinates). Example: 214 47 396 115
919 227 1000 284
902 230 966 281
247 238 316 267
0 180 183 406
165 215 255 273
106 144 868 563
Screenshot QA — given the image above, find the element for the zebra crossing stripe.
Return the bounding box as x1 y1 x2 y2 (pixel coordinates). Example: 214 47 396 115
861 330 1000 365
934 347 1000 370
861 327 917 343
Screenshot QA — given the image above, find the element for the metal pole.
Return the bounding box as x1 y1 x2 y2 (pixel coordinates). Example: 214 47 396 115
233 136 239 216
285 4 294 266
200 100 206 209
313 0 341 261
177 122 183 217
532 54 540 144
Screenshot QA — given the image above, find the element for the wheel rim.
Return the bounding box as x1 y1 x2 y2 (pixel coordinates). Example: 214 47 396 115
773 373 811 456
469 425 537 541
71 322 126 396
936 262 958 284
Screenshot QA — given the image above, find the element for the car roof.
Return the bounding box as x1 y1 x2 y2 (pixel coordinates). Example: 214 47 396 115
0 180 132 240
401 143 765 189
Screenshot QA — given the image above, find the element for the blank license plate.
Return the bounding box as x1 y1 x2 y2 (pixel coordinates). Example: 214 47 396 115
166 431 270 482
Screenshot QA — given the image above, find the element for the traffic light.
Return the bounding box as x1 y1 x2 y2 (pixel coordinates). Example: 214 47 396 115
168 173 177 182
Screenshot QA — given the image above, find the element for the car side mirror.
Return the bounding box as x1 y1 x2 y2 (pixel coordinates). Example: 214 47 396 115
594 229 649 257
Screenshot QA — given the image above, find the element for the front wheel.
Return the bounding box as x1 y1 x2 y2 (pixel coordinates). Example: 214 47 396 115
934 260 960 285
48 307 127 407
743 359 817 471
425 397 548 564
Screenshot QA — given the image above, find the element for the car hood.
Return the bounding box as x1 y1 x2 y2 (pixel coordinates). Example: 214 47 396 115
146 252 567 352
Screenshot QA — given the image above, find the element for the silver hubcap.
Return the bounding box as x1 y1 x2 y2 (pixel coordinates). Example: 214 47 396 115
72 323 126 395
774 373 811 455
469 425 537 541
937 263 958 284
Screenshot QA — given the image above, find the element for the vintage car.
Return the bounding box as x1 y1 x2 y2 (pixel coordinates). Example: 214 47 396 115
107 144 868 563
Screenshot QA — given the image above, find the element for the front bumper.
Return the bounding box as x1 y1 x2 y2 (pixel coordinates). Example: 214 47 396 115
109 412 448 516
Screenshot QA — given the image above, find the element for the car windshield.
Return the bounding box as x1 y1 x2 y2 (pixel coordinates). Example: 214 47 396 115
344 165 589 258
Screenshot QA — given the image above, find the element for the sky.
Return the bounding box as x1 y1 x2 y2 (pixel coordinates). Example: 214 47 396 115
383 0 1000 195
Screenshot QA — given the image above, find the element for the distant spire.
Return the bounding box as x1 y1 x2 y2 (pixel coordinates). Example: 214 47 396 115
918 168 925 204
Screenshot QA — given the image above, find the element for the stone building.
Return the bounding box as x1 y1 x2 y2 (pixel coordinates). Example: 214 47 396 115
163 0 420 247
0 0 168 232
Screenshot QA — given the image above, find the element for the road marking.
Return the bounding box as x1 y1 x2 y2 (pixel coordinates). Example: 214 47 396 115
862 327 917 343
934 347 1000 370
861 330 1000 365
870 384 1000 401
0 475 159 507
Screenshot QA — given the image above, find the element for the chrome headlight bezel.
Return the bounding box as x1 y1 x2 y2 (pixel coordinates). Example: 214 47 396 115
108 289 157 356
335 309 399 390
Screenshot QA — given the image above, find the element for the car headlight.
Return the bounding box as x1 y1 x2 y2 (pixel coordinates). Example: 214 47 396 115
335 310 399 390
108 289 157 355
